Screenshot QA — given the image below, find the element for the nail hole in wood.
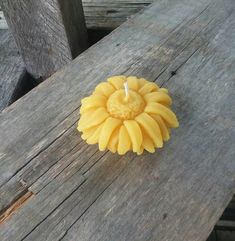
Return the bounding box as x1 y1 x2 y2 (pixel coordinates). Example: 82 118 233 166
170 70 177 76
163 213 168 220
106 10 118 14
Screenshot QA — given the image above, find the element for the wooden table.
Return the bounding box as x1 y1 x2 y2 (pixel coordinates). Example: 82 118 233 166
0 0 235 240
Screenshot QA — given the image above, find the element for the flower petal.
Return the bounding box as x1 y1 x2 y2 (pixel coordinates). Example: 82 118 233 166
145 103 179 128
150 114 170 141
107 76 126 89
107 126 120 153
80 95 107 114
93 82 116 97
158 88 168 94
117 125 131 155
78 107 109 131
127 76 139 91
81 125 98 140
138 78 148 87
138 82 159 95
137 146 144 155
124 120 142 152
144 92 172 106
99 117 122 151
135 113 163 148
142 132 155 153
86 123 105 144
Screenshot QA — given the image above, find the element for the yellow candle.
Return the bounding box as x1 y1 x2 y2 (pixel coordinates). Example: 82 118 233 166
77 76 179 155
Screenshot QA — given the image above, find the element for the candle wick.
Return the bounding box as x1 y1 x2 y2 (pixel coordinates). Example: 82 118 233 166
124 82 129 102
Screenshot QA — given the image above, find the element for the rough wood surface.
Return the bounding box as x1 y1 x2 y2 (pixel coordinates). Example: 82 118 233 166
0 29 26 111
215 230 235 241
0 0 88 80
83 0 154 29
0 11 7 29
0 0 235 240
0 1 154 30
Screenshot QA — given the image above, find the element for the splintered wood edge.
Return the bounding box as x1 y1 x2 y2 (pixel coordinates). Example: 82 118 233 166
0 191 33 224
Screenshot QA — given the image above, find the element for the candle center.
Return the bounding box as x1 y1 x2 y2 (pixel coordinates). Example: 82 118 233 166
107 89 146 120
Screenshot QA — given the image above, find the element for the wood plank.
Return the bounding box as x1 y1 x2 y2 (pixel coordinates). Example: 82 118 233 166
1 0 88 80
0 11 7 29
83 0 154 29
1 1 154 30
0 0 214 189
216 220 235 231
53 6 235 241
0 0 235 240
206 231 216 241
216 230 235 241
0 29 26 111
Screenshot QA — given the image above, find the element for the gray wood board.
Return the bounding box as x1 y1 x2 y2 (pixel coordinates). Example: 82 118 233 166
0 0 235 240
0 1 154 30
0 11 7 29
82 0 154 29
1 0 88 79
0 29 26 111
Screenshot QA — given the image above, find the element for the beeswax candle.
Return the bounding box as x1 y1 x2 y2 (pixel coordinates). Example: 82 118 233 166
77 76 179 155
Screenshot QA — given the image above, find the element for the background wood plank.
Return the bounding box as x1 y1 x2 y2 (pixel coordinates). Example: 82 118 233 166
0 0 88 80
0 0 214 189
0 1 154 30
83 0 154 29
0 29 26 111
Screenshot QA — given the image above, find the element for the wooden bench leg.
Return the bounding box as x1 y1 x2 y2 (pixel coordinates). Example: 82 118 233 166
1 0 88 80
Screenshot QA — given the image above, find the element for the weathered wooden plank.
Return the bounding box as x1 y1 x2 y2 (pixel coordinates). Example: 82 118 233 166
216 230 235 241
83 0 154 29
0 29 26 111
1 1 154 30
55 8 235 241
216 220 235 230
0 0 210 188
0 0 88 80
0 11 7 29
206 231 216 241
0 0 234 240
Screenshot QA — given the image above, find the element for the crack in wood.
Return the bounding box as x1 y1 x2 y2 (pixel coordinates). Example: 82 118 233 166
0 191 33 224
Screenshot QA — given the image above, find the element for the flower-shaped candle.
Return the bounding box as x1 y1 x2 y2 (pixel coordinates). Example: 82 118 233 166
77 76 179 155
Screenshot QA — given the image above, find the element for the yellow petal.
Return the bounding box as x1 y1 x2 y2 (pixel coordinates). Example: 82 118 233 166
135 113 163 148
158 88 168 94
124 120 142 152
107 126 120 153
145 103 179 128
107 76 126 89
127 76 139 91
142 132 155 153
80 95 107 114
150 114 170 141
78 108 98 128
144 92 172 106
137 146 144 155
138 78 148 88
86 123 105 144
99 117 122 151
94 82 116 97
78 107 109 131
138 82 159 95
81 125 98 140
117 125 131 155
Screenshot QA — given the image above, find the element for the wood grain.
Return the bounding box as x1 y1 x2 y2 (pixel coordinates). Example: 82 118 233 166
83 0 154 29
1 0 88 80
0 29 26 111
0 1 154 30
0 0 235 240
